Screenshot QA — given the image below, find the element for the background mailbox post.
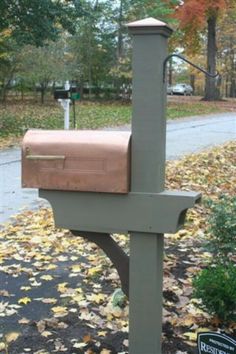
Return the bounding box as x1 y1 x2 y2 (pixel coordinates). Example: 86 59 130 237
22 18 201 354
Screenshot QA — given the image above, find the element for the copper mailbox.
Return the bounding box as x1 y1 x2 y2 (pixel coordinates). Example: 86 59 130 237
22 130 131 193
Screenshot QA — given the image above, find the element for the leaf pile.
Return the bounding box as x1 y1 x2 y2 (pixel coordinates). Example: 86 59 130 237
163 141 236 347
0 141 235 353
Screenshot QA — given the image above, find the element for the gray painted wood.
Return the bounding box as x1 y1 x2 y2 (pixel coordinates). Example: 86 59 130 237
129 233 164 353
128 18 172 354
39 189 200 234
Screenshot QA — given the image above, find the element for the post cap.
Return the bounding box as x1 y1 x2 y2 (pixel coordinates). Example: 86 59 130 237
128 17 173 37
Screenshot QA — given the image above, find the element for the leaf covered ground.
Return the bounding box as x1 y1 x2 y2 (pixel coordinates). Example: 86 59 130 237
0 141 235 354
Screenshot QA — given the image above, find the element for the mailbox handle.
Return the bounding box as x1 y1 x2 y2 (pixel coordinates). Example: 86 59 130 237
26 155 65 161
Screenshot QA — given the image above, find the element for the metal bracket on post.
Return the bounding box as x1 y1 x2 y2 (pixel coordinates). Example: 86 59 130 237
163 53 219 82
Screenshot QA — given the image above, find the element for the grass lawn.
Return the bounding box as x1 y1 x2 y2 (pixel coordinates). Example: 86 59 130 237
167 96 236 119
0 96 235 148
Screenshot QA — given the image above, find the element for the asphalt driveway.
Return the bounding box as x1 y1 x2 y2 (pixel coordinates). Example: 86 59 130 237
0 112 235 225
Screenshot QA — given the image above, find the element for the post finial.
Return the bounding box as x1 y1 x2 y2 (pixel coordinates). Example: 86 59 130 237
128 17 173 37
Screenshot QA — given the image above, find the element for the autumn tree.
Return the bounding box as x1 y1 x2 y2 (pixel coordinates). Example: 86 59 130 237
176 0 234 101
218 6 236 97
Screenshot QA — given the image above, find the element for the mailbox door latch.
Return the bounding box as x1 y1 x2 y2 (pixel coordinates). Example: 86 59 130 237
26 155 65 161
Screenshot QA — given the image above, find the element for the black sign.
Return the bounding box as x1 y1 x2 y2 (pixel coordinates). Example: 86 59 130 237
198 332 236 354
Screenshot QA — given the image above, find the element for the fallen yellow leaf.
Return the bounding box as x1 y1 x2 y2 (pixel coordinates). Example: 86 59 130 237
0 290 10 297
71 265 81 273
40 275 53 281
98 331 107 337
73 342 87 349
51 306 68 317
41 331 53 337
123 339 129 347
57 255 68 262
57 283 68 293
36 320 46 333
41 298 57 304
73 294 85 303
5 332 20 343
70 256 78 261
197 327 212 334
0 342 6 350
87 293 106 304
69 308 78 313
183 332 197 341
87 265 102 276
18 317 30 324
30 236 43 244
20 286 31 291
18 297 31 305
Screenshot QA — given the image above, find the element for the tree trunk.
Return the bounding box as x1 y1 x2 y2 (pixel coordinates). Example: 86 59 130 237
225 74 229 97
88 25 92 100
230 78 236 98
80 77 84 100
114 0 124 99
190 74 195 94
204 15 220 101
117 0 123 59
40 84 45 104
168 58 173 85
21 81 24 101
229 39 235 98
1 85 7 103
1 79 11 104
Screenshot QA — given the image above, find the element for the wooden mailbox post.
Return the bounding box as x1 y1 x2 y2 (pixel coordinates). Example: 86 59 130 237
22 18 201 354
128 18 178 354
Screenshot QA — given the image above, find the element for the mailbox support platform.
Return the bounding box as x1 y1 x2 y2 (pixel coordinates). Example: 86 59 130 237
23 17 201 354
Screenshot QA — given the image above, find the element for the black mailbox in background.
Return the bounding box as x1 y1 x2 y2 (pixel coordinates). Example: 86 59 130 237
54 90 70 100
54 86 80 129
54 88 80 100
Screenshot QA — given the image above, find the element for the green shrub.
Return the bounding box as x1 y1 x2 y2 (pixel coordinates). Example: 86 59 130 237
205 195 236 262
192 262 236 322
193 196 236 323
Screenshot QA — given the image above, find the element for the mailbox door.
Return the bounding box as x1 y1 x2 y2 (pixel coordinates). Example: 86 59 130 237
22 130 131 194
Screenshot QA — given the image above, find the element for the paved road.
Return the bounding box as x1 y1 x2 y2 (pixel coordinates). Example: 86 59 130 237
0 112 235 225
